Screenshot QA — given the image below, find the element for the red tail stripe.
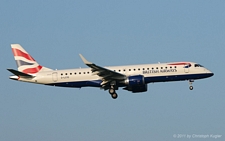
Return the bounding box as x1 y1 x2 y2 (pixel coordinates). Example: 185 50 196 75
12 48 35 61
22 65 42 74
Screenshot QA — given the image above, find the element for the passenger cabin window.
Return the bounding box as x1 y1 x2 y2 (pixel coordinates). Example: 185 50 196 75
195 64 204 67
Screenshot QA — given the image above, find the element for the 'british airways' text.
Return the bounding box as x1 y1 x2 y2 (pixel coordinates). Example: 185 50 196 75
143 69 177 74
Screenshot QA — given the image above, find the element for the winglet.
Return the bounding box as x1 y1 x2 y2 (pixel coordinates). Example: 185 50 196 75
79 54 92 65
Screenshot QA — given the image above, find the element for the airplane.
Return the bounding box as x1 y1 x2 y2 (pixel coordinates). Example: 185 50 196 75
7 44 214 99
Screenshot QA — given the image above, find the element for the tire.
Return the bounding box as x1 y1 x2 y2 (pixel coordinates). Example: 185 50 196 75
111 93 118 99
109 88 115 94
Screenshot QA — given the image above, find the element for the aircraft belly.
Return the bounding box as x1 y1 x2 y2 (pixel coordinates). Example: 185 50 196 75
45 80 102 88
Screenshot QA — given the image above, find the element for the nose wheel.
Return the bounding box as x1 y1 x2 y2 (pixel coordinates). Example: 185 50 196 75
189 80 194 90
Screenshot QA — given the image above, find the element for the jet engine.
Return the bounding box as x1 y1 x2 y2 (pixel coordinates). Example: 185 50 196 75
123 75 147 93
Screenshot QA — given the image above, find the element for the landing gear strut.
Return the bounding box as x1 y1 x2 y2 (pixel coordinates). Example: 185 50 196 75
109 81 118 99
189 80 194 90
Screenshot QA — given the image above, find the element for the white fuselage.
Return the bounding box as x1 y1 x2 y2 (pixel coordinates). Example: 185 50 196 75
15 62 213 89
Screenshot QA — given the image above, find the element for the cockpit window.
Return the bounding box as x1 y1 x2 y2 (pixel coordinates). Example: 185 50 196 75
195 64 204 67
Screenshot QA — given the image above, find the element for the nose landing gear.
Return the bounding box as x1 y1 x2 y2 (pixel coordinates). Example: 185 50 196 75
189 80 194 90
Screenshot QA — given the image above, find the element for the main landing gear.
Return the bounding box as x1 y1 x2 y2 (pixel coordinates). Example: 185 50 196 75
109 87 118 99
108 81 118 99
189 80 194 90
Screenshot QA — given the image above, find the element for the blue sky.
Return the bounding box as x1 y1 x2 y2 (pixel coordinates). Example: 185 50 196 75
1 1 224 141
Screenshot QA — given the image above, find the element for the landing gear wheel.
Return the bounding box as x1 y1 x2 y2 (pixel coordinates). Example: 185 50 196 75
109 88 115 94
111 93 118 99
189 80 194 90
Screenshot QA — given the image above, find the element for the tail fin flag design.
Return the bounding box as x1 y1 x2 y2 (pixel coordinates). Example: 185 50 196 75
11 44 52 74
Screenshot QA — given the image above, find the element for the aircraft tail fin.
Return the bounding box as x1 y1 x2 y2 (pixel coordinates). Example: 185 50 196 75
11 44 52 74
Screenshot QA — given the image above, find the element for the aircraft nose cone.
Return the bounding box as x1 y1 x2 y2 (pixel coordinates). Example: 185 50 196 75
206 71 214 77
209 73 214 77
205 69 214 77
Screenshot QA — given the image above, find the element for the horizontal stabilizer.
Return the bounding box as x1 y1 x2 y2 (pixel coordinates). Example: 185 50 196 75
7 69 34 77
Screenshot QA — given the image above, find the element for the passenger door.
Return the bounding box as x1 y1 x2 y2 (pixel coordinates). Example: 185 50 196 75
52 72 58 82
184 64 189 73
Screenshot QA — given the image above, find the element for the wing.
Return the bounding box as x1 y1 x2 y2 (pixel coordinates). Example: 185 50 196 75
79 54 126 86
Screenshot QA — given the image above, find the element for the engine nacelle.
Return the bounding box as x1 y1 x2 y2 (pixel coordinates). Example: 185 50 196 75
123 75 147 93
124 75 145 86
